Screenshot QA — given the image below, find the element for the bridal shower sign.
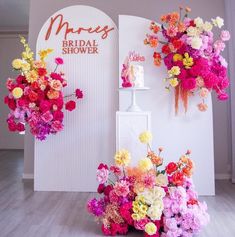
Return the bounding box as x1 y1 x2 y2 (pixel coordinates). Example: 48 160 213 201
35 5 118 192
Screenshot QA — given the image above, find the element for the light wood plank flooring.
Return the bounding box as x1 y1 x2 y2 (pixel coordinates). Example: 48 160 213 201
0 150 235 237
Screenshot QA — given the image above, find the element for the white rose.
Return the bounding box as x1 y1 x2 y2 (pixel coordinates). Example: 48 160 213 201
203 21 213 32
187 26 199 37
194 17 204 28
190 37 203 49
212 16 224 28
156 173 168 186
147 205 163 221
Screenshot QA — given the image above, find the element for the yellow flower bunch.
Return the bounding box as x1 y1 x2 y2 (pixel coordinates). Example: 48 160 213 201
169 78 179 87
173 53 183 62
168 66 181 76
114 149 131 167
132 195 148 221
138 158 153 171
20 36 34 64
183 52 194 69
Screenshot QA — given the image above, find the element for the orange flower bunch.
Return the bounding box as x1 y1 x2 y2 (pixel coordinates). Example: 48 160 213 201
178 150 194 178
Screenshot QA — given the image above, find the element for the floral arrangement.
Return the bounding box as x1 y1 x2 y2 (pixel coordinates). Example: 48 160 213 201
144 7 230 113
87 131 209 236
4 37 83 140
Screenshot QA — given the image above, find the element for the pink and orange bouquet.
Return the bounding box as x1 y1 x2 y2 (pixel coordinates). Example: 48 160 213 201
87 131 209 236
144 7 230 113
4 36 83 140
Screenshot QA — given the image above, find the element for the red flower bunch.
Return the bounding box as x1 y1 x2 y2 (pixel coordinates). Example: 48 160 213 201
4 37 83 140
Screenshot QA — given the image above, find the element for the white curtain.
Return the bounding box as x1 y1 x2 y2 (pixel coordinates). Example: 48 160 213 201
225 0 235 183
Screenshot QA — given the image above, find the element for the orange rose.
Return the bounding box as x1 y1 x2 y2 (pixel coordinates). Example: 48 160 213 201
50 79 62 91
47 89 59 99
182 166 193 177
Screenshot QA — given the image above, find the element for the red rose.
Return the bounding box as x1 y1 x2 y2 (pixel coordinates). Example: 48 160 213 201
97 184 105 194
75 89 83 99
17 123 25 132
162 44 171 54
165 162 178 175
172 171 184 186
65 100 76 111
28 91 38 102
38 68 47 77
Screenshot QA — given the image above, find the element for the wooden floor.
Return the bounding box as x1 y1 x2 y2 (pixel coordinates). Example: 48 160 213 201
0 150 235 237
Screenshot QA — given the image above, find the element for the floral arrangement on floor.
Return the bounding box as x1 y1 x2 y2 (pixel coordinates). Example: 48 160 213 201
144 6 230 113
87 131 209 236
4 36 83 140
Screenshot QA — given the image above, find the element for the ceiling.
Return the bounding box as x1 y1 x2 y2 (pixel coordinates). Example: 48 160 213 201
0 0 30 32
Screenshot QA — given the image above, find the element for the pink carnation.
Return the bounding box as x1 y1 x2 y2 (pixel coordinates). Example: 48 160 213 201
114 180 130 197
51 120 63 132
214 40 225 54
41 111 53 123
96 167 109 184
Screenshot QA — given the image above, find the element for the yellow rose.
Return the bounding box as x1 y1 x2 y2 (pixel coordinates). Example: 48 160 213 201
114 149 131 167
139 131 152 144
169 78 179 87
145 222 157 235
138 158 153 171
12 59 23 69
173 54 183 62
12 87 23 99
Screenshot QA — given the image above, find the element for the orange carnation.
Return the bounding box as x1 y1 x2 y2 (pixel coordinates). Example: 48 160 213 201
150 38 158 48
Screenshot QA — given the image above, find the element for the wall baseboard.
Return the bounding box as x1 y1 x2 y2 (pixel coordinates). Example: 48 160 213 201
215 173 231 180
22 173 34 179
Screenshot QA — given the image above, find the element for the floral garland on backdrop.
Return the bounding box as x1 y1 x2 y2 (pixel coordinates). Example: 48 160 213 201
4 37 83 140
87 131 209 236
144 7 230 114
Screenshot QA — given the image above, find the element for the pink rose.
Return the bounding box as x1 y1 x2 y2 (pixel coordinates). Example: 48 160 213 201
218 92 228 100
55 57 64 65
181 78 196 90
220 30 230 41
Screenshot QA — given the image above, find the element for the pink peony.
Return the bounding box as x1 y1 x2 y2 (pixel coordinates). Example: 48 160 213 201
96 167 109 184
181 78 196 90
220 30 230 41
55 57 64 65
41 111 53 122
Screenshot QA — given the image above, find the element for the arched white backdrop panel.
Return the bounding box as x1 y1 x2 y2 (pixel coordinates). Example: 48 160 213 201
119 15 215 195
35 5 118 191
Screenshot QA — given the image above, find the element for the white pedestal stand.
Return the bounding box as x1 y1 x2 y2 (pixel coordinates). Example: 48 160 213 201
116 87 151 165
119 87 150 112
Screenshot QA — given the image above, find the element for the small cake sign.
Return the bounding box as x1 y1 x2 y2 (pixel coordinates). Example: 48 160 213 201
121 51 145 88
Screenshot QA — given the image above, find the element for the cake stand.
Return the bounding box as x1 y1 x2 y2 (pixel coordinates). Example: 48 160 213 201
119 87 150 112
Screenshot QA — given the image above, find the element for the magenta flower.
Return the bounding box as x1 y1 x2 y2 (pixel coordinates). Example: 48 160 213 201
55 57 64 65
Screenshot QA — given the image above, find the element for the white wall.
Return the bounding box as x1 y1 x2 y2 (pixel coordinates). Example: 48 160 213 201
24 0 231 180
0 34 25 149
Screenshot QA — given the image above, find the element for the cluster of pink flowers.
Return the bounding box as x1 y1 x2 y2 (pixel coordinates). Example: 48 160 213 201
87 132 209 236
144 7 230 113
4 37 83 140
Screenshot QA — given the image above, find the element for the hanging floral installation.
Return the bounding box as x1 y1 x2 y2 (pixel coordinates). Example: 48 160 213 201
144 7 230 114
4 36 83 140
87 131 209 236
